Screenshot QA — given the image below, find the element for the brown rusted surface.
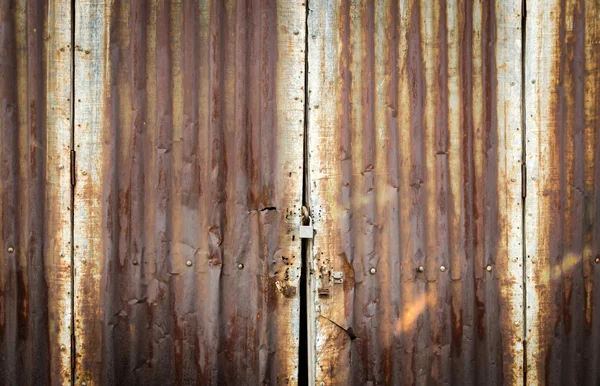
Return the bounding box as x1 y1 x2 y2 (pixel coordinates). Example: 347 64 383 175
525 1 600 385
73 1 305 385
0 0 73 385
307 1 524 385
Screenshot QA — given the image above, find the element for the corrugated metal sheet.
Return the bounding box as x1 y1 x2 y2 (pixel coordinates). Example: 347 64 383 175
306 1 524 385
1 1 599 385
525 1 600 385
73 1 305 385
0 1 72 385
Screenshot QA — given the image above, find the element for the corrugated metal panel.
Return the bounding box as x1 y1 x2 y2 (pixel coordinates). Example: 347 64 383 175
0 1 72 385
525 1 600 385
73 1 305 385
306 1 524 385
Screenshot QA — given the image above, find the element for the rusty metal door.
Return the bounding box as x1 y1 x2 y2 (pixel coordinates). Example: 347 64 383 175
306 1 524 384
72 1 305 385
306 1 600 385
2 1 600 385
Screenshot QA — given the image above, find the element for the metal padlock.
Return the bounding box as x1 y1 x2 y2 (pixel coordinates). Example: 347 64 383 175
299 215 313 239
332 271 344 284
299 206 314 239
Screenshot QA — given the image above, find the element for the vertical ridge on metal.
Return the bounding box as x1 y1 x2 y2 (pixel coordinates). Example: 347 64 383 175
73 1 306 384
525 1 600 384
306 1 524 384
0 0 73 384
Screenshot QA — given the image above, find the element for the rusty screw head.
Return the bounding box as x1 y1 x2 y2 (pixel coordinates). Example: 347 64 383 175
417 266 424 273
81 170 87 175
486 265 492 272
186 260 192 267
237 263 244 270
7 247 14 254
440 266 446 272
132 260 138 266
369 267 377 275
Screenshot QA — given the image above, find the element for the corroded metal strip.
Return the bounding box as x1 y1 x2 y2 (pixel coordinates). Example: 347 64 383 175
494 1 525 383
73 0 108 384
0 1 73 384
525 1 600 384
45 1 74 383
307 1 523 384
74 1 304 384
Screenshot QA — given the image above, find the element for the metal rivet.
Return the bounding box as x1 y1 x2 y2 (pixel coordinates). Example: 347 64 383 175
595 257 600 264
132 260 138 266
515 321 520 327
531 79 536 84
319 382 325 386
186 260 192 267
58 164 64 170
369 267 376 274
440 266 446 272
60 345 66 351
237 263 244 270
82 382 87 386
486 265 492 272
81 170 87 175
60 253 65 257
417 266 424 273
7 247 14 254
